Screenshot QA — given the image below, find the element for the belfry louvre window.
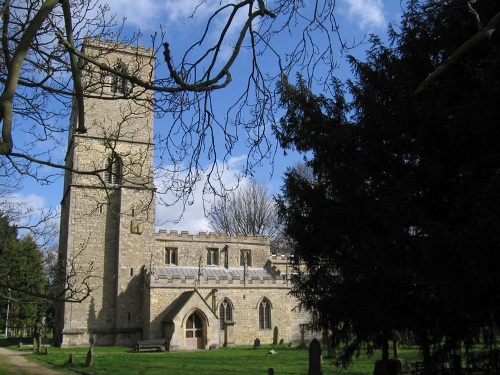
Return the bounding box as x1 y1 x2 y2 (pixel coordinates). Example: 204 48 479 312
258 298 271 330
219 298 233 330
111 62 128 95
165 247 177 265
206 248 218 266
104 156 122 184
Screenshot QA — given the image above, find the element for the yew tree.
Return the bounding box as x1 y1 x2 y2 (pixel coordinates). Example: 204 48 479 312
276 0 500 372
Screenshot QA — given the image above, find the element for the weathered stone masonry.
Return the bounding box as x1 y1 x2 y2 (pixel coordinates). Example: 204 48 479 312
56 39 315 350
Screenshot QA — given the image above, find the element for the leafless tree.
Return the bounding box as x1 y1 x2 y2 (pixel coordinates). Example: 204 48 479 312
414 1 500 94
0 0 346 217
1 1 498 211
208 179 279 237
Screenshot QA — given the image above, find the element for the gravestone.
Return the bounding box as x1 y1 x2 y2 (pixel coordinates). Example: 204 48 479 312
298 324 308 349
84 338 94 367
68 353 75 364
253 338 261 349
308 338 322 375
279 339 284 346
373 359 407 375
273 326 279 345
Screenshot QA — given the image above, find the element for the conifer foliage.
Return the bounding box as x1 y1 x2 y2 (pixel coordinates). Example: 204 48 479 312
276 1 500 372
0 214 48 337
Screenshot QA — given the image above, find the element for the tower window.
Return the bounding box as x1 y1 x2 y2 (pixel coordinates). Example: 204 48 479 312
219 298 233 330
206 248 218 266
111 62 128 95
165 247 177 265
104 155 122 184
258 298 271 330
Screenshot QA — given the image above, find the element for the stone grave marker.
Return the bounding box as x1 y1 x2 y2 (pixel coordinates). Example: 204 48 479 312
308 338 322 375
253 338 261 349
273 326 279 345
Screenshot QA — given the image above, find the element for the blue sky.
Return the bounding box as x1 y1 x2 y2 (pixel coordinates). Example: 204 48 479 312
17 0 403 236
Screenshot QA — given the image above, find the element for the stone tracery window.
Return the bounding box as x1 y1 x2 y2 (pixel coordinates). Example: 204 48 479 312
258 298 271 330
219 298 233 330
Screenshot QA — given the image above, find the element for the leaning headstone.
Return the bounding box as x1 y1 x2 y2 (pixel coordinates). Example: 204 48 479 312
84 338 94 368
253 338 261 349
308 338 322 375
273 326 279 345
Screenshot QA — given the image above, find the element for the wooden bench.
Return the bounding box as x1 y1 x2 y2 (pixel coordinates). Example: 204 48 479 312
134 339 168 352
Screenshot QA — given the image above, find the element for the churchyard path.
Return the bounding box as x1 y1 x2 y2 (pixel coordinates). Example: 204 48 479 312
0 346 65 375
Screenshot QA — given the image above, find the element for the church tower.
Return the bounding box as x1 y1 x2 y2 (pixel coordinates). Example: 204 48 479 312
56 38 156 346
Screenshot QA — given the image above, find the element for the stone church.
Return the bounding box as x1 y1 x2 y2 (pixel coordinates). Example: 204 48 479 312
55 39 312 350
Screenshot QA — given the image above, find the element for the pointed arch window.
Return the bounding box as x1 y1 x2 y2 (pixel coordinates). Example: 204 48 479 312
104 155 122 184
219 298 233 330
111 62 128 95
258 298 271 330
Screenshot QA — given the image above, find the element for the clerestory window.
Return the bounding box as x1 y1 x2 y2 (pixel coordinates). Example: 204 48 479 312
165 247 177 265
206 248 218 266
240 250 252 266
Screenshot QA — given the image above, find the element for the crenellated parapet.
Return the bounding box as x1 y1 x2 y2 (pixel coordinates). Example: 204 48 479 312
146 266 289 289
82 36 154 57
155 230 269 245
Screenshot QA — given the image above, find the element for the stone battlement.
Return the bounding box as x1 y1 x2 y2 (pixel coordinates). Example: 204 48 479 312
155 230 269 245
82 36 154 57
148 273 289 288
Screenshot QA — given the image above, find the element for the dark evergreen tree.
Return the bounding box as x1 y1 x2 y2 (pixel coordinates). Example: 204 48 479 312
0 214 48 337
276 1 500 373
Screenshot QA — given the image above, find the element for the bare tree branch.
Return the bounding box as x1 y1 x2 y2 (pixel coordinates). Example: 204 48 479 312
414 9 500 95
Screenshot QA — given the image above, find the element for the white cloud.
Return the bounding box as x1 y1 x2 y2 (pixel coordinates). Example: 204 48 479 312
154 154 252 234
103 0 222 32
340 0 387 31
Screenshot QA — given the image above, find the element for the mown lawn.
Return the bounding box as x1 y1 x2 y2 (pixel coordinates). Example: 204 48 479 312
4 342 423 375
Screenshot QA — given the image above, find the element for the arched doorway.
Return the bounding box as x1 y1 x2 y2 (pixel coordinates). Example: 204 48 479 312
185 311 204 349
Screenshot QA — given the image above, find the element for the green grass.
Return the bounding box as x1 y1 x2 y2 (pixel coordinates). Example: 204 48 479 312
7 343 423 375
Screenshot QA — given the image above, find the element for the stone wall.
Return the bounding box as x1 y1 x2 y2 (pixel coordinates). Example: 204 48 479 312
56 39 156 347
145 274 312 348
154 230 270 268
